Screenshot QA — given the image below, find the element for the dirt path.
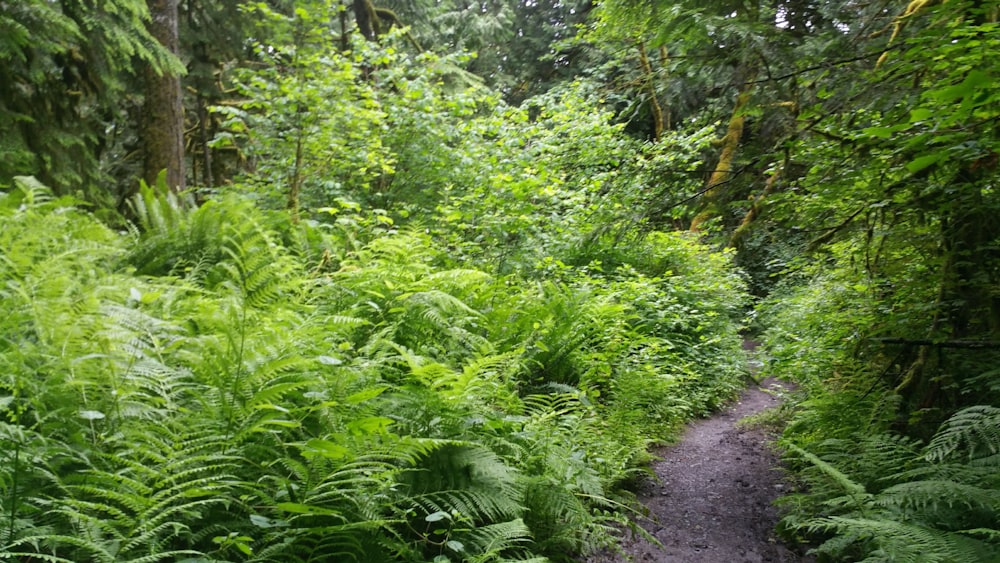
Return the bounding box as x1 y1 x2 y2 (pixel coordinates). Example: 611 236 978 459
584 377 811 563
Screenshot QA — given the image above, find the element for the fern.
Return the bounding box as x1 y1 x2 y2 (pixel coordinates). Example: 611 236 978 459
1 183 754 561
782 407 1000 562
806 516 994 563
786 444 872 500
250 454 402 561
875 479 1000 516
397 442 523 523
460 518 535 562
48 424 238 559
519 476 594 555
128 179 194 238
926 405 1000 463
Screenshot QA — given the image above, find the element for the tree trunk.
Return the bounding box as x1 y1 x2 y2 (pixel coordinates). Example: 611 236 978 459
689 75 755 231
196 94 214 187
728 158 781 248
637 41 664 142
658 46 671 131
340 0 351 51
354 0 379 41
288 133 304 224
893 163 1000 429
142 0 186 192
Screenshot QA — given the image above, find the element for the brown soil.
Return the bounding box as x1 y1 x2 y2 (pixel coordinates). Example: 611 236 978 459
584 377 813 563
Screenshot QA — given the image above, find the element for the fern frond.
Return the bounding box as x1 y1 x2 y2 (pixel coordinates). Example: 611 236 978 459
397 443 523 525
520 476 589 549
412 268 493 294
2 533 115 562
875 479 1000 514
959 527 1000 542
926 405 1000 463
786 443 872 502
128 180 193 236
806 516 997 562
122 550 205 563
0 552 75 563
461 517 533 560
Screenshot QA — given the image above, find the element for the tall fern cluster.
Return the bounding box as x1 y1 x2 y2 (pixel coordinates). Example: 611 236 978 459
1 179 748 561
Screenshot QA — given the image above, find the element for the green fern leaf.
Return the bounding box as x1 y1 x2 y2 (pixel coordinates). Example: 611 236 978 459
926 405 1000 463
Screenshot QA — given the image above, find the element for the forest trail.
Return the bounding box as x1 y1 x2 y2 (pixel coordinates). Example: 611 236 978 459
585 373 812 562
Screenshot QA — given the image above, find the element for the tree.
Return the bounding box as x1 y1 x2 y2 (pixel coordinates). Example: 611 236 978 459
142 0 186 192
0 1 182 205
375 0 593 101
788 0 1000 420
589 0 840 234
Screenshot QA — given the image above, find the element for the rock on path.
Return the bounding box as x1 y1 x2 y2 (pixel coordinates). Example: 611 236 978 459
584 378 812 563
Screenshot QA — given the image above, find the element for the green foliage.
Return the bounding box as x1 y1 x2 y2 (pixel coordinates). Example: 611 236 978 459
380 0 591 101
427 81 718 274
0 180 749 560
761 241 1000 558
778 409 1000 562
6 0 999 560
211 5 393 212
0 0 182 201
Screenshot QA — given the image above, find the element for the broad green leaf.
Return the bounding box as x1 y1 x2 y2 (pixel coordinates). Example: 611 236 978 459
906 153 944 174
346 416 394 435
425 511 450 522
930 70 991 103
909 108 934 123
344 386 387 404
301 438 350 460
862 126 899 139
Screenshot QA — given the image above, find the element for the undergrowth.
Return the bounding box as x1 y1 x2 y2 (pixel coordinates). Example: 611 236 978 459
759 247 1000 562
0 179 749 561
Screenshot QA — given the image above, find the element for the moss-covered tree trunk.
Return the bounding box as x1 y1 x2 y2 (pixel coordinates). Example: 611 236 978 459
690 75 755 232
354 0 379 41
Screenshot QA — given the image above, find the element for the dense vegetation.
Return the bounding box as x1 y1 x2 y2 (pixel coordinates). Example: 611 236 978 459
2 0 998 561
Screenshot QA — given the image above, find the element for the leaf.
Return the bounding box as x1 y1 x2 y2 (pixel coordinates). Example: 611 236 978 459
862 126 898 139
275 502 343 516
906 153 944 174
250 514 289 528
317 355 343 365
930 70 991 103
344 386 387 404
301 438 350 460
346 416 394 435
425 511 450 522
909 108 935 123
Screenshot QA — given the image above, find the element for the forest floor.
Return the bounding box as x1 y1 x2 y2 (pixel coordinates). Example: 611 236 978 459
584 363 814 562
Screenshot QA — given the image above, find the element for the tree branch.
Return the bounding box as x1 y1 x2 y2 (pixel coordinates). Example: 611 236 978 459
744 44 907 85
